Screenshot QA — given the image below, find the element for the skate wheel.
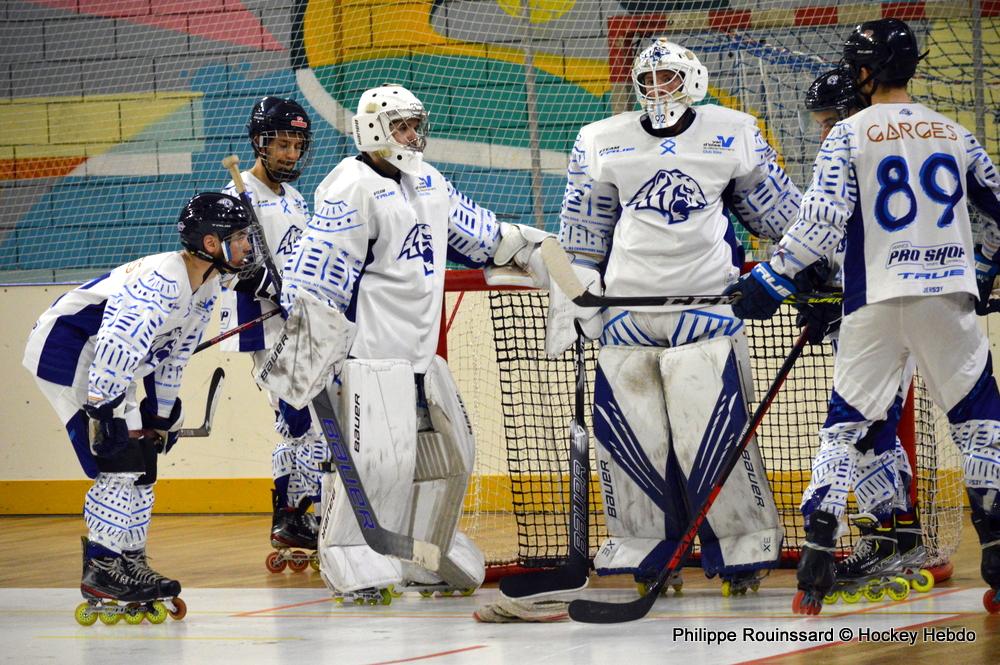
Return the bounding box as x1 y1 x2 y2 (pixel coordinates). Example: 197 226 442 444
885 579 910 602
983 588 1000 614
288 551 310 572
419 590 434 599
823 591 839 604
334 596 345 605
385 585 403 598
635 582 649 597
379 588 393 606
750 582 760 593
792 590 822 615
863 584 885 602
354 597 365 605
840 588 863 604
168 597 187 621
911 569 934 593
671 583 683 596
124 605 146 625
74 602 98 626
721 580 732 597
460 588 477 597
99 607 122 625
265 551 287 573
146 601 168 624
310 556 320 572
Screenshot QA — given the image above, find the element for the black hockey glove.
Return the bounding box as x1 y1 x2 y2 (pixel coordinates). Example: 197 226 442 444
82 393 129 459
139 397 184 454
792 259 840 344
234 264 280 306
975 248 1000 316
726 262 795 320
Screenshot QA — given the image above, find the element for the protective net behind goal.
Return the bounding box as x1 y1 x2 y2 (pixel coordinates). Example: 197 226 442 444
445 270 963 580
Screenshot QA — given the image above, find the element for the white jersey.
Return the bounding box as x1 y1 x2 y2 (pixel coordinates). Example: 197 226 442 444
281 155 500 373
23 252 218 415
560 106 801 311
218 171 308 351
770 102 1000 315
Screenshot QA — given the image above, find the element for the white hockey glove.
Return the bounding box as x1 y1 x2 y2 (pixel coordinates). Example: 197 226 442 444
545 264 602 358
485 222 553 288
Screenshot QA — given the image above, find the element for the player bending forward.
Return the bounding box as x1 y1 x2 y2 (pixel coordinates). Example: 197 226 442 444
268 84 552 605
217 97 324 572
727 19 1000 615
794 67 933 604
23 193 256 625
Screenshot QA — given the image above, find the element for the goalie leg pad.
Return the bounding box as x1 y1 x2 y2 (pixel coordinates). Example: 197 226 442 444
404 356 484 588
659 335 782 577
317 359 415 593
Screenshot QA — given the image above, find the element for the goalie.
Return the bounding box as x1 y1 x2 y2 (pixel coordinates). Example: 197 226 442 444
269 84 551 605
481 38 802 622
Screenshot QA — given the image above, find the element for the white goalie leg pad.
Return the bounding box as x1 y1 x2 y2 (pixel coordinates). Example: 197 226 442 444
591 346 676 576
317 359 414 593
403 356 485 589
256 288 357 410
659 335 783 576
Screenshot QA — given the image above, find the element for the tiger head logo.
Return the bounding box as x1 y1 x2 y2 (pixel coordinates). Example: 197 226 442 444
626 169 707 224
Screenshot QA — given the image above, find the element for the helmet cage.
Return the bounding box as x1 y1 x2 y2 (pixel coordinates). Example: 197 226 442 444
630 39 707 129
353 103 429 174
250 129 312 183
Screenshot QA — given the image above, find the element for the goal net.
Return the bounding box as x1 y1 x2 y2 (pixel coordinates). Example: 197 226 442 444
2 1 993 579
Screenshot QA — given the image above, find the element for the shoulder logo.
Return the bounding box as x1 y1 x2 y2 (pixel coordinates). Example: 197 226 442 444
703 135 736 154
417 175 433 189
398 223 435 276
627 169 708 224
716 135 735 148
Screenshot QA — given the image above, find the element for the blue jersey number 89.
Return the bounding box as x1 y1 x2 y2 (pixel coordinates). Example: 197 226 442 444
874 152 963 231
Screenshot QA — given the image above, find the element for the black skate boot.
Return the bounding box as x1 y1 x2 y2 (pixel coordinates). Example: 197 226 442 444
828 513 909 604
895 512 935 592
793 510 838 615
266 491 319 573
121 549 187 622
968 490 1000 613
75 537 159 626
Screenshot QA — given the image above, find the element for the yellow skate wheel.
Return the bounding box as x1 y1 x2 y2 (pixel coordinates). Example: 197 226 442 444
750 582 760 593
823 591 839 604
419 590 434 599
671 583 683 596
379 588 393 606
123 605 146 625
74 602 98 626
721 580 732 597
864 583 885 602
354 597 365 605
841 588 863 604
460 588 477 597
146 601 168 624
310 556 320 572
635 582 648 597
911 569 934 593
386 585 402 598
99 610 122 625
334 596 345 605
886 578 910 601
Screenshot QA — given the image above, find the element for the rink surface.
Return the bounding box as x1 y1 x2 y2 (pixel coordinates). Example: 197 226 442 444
0 585 994 665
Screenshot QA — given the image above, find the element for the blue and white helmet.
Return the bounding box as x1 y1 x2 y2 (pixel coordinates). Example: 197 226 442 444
631 38 708 129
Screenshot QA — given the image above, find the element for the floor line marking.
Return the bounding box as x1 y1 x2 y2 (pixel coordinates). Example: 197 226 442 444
233 596 336 617
363 644 487 665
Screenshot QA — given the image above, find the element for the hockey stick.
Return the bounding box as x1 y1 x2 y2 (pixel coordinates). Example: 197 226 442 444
177 367 226 437
221 155 284 291
540 238 841 308
567 326 810 623
192 308 282 355
498 327 591 598
311 386 479 589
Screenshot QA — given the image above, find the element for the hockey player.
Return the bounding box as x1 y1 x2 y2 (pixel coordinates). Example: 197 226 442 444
271 83 551 604
539 37 800 610
797 67 933 602
23 192 256 625
217 96 322 573
726 18 1000 615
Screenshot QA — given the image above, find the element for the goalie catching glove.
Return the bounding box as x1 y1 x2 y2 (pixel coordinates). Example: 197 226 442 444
485 223 554 288
545 263 602 358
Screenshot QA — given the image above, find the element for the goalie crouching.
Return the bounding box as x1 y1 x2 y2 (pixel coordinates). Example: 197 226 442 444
258 84 553 605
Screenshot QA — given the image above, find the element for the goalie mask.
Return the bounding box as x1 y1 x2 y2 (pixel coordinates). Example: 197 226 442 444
247 96 312 183
631 38 707 129
352 84 429 175
178 192 261 277
798 66 866 139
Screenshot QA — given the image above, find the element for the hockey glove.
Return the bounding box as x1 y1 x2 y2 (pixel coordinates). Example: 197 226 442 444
234 264 280 306
82 393 129 459
139 397 184 454
792 258 841 344
726 262 795 320
975 248 1000 316
545 263 603 358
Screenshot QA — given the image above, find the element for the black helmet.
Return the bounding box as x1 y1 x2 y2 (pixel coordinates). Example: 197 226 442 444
842 18 923 87
805 66 865 112
178 192 257 274
247 97 312 183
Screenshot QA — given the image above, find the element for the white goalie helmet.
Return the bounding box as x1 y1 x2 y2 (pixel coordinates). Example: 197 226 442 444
352 84 429 174
631 38 708 129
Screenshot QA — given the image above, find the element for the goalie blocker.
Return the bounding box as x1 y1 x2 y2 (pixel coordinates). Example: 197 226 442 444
317 356 485 594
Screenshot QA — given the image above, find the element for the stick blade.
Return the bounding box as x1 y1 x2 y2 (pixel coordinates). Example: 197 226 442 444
568 591 657 624
540 238 586 301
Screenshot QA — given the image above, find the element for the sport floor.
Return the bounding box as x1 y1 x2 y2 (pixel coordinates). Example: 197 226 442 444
1 514 997 665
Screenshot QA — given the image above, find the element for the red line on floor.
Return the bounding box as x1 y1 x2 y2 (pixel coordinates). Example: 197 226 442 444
363 645 487 665
233 596 336 617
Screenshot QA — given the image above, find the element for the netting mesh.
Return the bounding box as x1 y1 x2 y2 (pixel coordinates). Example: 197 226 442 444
1 2 996 279
446 273 963 573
